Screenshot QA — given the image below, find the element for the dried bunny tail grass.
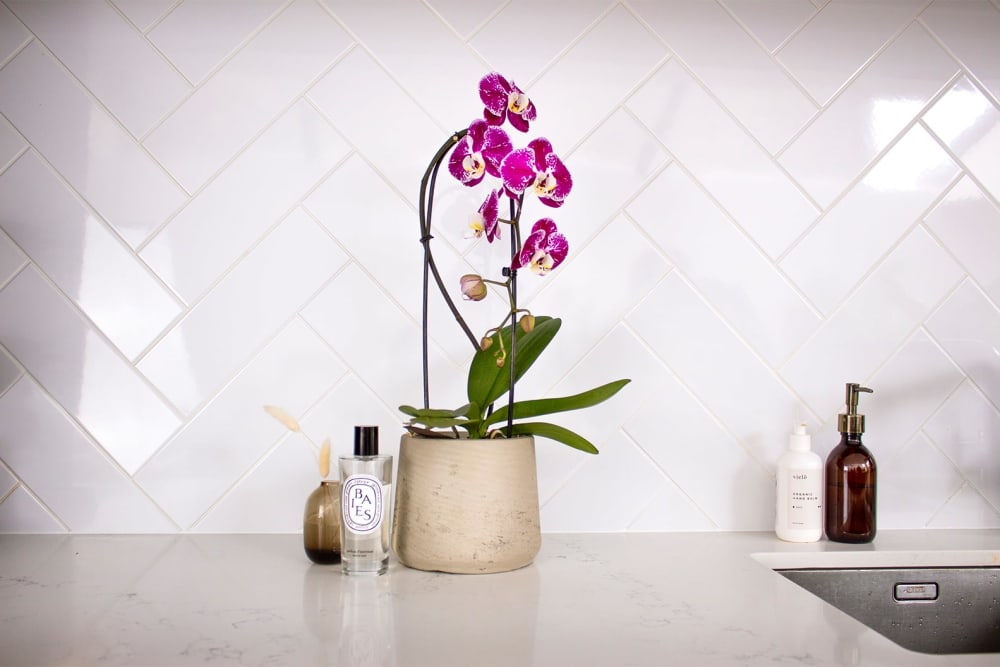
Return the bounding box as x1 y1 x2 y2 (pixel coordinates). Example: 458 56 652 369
318 438 331 478
263 405 301 432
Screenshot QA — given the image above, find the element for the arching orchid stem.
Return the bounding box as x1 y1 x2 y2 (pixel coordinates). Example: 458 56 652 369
419 129 478 409
505 194 519 435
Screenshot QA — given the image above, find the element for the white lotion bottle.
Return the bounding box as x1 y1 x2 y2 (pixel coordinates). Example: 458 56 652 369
775 424 823 542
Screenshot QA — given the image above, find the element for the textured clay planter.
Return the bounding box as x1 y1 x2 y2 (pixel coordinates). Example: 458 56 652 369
391 434 541 574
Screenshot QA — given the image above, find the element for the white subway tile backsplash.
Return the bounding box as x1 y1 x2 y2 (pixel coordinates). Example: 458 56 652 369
628 163 819 366
302 263 445 416
929 484 1000 529
921 0 1000 104
308 47 445 208
925 176 1000 305
1 0 997 533
325 0 488 131
628 272 808 470
427 0 505 39
0 377 176 532
529 5 666 152
147 0 285 84
566 109 670 241
632 0 815 154
627 59 818 259
865 330 965 464
780 23 959 207
298 375 404 462
471 0 610 84
0 267 181 474
782 227 964 417
0 152 182 360
0 41 186 248
141 99 350 303
781 125 960 314
0 347 19 395
524 215 671 390
880 432 964 529
0 229 25 286
192 432 318 533
0 116 25 170
143 0 351 192
136 319 346 528
926 279 1000 408
624 369 773 530
924 76 1000 202
776 0 922 105
0 2 29 63
540 430 665 532
138 209 347 415
925 381 1000 511
6 0 190 138
629 483 716 532
0 486 63 533
109 0 175 32
721 0 816 53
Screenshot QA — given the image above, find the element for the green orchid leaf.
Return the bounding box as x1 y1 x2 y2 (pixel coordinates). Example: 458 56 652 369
467 316 560 412
482 379 630 429
404 415 471 429
399 404 472 419
506 422 600 454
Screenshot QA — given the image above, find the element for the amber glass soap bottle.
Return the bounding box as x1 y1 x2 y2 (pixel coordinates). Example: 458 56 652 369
825 383 877 543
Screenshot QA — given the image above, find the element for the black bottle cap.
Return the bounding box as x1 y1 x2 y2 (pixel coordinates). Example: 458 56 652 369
353 425 379 456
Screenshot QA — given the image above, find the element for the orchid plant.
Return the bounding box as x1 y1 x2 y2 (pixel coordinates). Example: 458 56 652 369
400 73 629 453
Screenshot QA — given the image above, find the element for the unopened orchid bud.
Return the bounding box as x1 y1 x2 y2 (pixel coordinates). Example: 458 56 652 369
495 356 505 368
480 336 493 351
460 274 487 301
519 313 535 333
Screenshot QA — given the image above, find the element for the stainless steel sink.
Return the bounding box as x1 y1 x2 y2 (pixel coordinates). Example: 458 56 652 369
777 566 1000 654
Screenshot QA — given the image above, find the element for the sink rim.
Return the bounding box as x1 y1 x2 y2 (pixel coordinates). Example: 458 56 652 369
752 547 1000 571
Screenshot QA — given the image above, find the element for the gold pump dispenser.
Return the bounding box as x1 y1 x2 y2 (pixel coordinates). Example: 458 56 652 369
837 383 873 434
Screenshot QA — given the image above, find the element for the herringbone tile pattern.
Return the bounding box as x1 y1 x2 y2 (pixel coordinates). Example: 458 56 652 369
0 0 998 533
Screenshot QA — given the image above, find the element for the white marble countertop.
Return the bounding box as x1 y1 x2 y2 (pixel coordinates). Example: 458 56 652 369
1 530 998 666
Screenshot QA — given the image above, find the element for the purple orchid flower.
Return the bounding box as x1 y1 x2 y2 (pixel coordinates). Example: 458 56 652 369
449 119 512 187
500 138 572 208
511 218 568 276
480 72 537 133
467 189 501 243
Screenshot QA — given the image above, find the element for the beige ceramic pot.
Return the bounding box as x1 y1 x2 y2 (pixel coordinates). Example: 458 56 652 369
391 434 541 574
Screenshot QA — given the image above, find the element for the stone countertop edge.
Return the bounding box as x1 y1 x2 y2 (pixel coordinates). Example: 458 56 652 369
0 530 997 666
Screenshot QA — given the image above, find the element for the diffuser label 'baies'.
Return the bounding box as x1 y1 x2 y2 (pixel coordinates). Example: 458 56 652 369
343 474 383 534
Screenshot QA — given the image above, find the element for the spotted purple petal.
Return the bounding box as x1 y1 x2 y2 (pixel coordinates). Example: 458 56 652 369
480 189 501 243
479 72 511 123
448 119 498 187
512 218 568 275
480 126 512 177
499 147 536 195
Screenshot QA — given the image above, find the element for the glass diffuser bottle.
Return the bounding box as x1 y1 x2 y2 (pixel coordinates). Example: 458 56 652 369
340 425 393 576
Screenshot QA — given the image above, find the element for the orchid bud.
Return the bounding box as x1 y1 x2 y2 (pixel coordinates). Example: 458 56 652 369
519 313 535 333
480 336 493 351
460 274 487 301
495 356 505 368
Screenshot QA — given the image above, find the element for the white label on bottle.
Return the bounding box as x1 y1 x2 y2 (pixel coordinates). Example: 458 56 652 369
788 470 822 527
343 474 383 534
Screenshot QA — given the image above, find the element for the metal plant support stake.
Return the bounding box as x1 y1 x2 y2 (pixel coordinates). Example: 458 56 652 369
417 128 520 436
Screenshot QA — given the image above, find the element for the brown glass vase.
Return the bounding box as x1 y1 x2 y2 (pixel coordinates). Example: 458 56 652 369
303 480 341 564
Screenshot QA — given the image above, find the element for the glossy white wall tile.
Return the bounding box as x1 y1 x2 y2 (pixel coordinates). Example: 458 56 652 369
1 0 998 533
